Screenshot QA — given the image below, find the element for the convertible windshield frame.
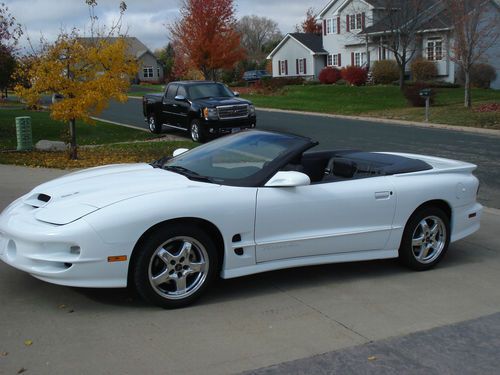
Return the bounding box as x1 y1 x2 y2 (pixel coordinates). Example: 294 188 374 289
159 130 317 187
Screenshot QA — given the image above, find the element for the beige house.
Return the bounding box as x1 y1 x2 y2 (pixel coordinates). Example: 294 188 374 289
78 37 164 83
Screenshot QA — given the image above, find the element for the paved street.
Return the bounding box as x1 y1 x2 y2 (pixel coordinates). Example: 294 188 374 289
0 165 500 374
99 98 500 208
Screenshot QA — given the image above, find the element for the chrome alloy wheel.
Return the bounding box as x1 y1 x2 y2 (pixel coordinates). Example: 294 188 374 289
148 116 156 132
411 215 446 264
148 236 209 300
190 122 200 142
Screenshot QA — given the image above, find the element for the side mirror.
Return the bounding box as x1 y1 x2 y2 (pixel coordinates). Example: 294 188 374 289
174 95 186 101
233 91 240 97
265 171 310 187
173 148 189 157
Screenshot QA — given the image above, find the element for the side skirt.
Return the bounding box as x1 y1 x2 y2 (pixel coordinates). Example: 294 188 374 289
220 249 398 279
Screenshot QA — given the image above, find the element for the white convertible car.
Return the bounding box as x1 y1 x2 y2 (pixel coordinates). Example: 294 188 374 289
0 130 482 308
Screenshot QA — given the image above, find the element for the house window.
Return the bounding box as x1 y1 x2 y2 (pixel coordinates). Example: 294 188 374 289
332 54 338 66
299 59 305 74
349 13 364 30
280 60 286 74
354 52 367 67
350 15 356 30
157 67 161 77
143 66 153 78
326 18 336 34
427 39 443 61
327 54 333 66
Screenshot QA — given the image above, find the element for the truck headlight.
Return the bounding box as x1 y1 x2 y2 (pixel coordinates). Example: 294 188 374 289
249 105 256 116
203 107 218 120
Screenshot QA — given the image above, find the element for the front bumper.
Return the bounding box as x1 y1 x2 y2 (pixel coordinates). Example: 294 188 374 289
0 201 130 288
202 116 257 135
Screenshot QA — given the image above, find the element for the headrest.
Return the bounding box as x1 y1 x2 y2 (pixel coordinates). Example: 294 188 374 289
332 158 357 178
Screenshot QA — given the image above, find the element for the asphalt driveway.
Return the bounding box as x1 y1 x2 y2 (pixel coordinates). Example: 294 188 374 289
98 97 500 208
0 165 499 374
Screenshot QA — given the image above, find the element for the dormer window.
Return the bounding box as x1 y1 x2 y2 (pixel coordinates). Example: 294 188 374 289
326 18 336 34
348 13 364 31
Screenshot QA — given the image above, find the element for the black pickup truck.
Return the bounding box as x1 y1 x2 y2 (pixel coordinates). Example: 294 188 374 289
143 81 256 142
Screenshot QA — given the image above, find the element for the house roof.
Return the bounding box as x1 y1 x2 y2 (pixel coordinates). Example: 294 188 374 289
77 36 156 60
267 33 327 58
362 0 444 34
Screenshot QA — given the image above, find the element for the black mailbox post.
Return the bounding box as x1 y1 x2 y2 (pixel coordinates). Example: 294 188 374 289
419 88 432 122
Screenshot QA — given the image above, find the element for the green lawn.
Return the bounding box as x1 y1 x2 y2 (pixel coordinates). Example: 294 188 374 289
0 108 157 150
128 83 164 97
243 85 500 128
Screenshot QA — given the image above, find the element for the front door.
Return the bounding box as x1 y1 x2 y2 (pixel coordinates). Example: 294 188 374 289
255 177 396 262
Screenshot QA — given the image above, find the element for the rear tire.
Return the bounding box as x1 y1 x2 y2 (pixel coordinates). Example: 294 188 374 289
399 206 450 271
148 115 162 134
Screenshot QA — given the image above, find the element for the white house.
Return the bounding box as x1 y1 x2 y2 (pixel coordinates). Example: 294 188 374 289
268 0 500 88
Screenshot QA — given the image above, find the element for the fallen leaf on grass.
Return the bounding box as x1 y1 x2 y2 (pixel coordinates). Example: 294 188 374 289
18 367 27 374
58 304 67 309
68 309 75 313
368 356 377 361
23 340 33 347
0 351 8 356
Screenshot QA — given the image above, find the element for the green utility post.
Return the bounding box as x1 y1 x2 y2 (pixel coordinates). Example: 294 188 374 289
15 116 33 151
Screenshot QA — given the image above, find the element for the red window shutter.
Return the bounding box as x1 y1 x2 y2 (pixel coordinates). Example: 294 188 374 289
338 53 341 66
362 12 365 31
323 19 327 36
285 60 288 75
351 52 354 66
337 17 340 34
278 60 281 75
303 58 307 74
296 59 299 74
346 15 350 32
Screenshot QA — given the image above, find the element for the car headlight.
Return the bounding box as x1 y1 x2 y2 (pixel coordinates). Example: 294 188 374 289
203 107 218 120
249 105 256 116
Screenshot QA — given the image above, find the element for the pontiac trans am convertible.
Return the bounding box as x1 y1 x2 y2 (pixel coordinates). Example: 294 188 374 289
0 130 482 308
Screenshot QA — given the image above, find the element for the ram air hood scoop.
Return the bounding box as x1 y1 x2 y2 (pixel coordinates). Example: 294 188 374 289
26 163 211 225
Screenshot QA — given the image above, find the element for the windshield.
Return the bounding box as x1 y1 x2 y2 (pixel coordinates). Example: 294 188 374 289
161 131 313 186
188 83 235 100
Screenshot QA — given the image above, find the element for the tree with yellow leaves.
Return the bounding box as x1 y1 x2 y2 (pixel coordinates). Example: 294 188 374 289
15 1 137 159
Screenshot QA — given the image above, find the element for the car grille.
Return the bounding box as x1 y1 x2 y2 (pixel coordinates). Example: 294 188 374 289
217 105 249 119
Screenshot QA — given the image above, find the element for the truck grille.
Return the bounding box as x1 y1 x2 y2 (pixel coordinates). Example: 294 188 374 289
217 105 249 119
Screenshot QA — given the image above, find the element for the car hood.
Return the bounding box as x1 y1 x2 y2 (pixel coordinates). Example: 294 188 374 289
194 97 251 107
20 163 215 225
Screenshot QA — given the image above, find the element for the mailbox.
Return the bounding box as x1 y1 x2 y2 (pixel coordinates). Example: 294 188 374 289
419 88 432 98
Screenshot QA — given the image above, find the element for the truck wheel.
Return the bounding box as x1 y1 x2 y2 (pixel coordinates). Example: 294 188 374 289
148 115 162 134
190 119 206 143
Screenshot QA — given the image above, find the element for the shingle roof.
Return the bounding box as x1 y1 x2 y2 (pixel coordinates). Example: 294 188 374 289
289 33 327 54
363 0 444 34
77 37 152 59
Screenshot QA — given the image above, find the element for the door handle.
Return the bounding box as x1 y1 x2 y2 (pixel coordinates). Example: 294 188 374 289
172 104 178 107
375 191 391 200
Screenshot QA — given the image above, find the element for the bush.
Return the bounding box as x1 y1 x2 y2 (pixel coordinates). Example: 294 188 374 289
457 63 497 89
318 67 342 84
403 81 436 107
341 66 368 86
411 59 437 81
371 60 400 84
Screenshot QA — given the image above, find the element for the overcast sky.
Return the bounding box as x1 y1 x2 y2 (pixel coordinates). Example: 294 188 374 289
6 0 327 52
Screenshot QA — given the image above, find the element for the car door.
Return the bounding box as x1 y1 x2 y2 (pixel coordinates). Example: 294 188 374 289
160 84 178 125
170 85 191 128
254 176 396 262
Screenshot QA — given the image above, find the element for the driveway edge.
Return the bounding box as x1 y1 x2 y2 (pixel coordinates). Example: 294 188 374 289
256 107 500 137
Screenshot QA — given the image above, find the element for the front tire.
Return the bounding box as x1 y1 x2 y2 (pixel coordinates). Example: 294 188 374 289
133 224 219 308
148 115 162 134
190 119 206 143
399 206 450 271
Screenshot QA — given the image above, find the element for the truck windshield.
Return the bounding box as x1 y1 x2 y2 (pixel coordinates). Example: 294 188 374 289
188 83 235 100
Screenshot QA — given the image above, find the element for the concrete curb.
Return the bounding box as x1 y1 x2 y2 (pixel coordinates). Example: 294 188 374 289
255 107 500 137
90 116 149 132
